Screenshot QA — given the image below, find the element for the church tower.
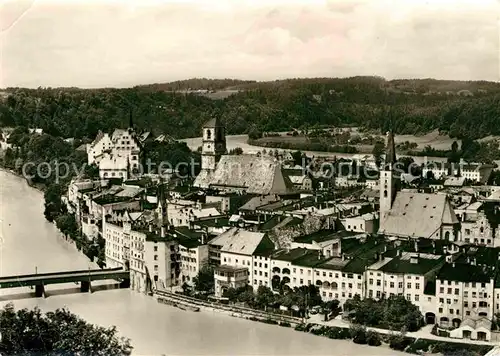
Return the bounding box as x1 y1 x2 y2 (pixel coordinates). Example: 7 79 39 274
201 117 226 172
379 131 397 221
156 181 168 228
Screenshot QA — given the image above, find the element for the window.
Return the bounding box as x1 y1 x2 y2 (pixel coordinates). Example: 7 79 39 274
439 298 444 303
154 246 158 252
439 308 443 313
406 294 411 300
377 280 381 286
390 282 395 288
154 255 158 261
369 279 374 285
449 309 454 314
447 288 452 294
440 287 444 293
464 301 468 307
416 283 420 289
464 291 468 297
407 283 411 289
446 299 451 304
415 295 419 302
398 282 403 289
455 288 459 295
376 291 381 298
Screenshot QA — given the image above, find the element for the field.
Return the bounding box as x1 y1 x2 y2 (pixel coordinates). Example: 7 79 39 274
253 129 460 154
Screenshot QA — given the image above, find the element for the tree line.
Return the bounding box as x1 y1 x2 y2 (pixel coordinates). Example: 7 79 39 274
1 77 500 141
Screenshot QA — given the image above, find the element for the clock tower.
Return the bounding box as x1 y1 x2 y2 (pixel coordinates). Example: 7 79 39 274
201 116 226 172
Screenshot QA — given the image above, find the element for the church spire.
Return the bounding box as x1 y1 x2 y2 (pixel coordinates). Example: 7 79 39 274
385 131 397 168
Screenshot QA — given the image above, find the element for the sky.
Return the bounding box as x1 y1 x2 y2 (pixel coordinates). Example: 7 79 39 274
0 0 499 88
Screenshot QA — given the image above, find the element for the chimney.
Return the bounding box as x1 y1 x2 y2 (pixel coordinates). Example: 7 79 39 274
414 240 418 252
161 226 165 237
341 253 345 261
318 250 322 260
201 233 205 245
149 224 153 232
452 262 455 268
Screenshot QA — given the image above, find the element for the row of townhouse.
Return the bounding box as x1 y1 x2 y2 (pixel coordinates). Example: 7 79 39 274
422 161 493 183
206 228 500 341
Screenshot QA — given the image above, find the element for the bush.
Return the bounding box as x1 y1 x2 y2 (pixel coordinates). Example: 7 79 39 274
294 324 308 332
261 319 278 325
349 325 368 345
366 331 382 346
406 338 431 354
279 321 291 327
388 333 414 351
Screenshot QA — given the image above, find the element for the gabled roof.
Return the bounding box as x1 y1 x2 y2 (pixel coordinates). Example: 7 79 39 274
194 155 294 195
379 192 459 238
209 227 268 256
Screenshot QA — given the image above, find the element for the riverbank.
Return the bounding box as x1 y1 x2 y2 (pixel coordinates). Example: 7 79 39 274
154 290 496 356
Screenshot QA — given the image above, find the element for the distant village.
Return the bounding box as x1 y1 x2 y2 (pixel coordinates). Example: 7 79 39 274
36 115 500 344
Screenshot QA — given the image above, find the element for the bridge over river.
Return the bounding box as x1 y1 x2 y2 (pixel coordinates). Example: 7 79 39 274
0 267 130 297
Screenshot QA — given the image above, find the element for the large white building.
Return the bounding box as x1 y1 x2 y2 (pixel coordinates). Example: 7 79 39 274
87 127 142 180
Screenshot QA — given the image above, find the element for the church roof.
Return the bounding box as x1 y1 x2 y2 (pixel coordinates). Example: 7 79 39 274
379 191 459 238
203 117 223 128
194 155 295 195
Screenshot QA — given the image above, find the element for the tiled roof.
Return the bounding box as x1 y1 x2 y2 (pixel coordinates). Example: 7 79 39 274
239 194 280 211
437 263 495 283
208 227 267 256
194 155 294 195
378 252 444 275
379 192 458 238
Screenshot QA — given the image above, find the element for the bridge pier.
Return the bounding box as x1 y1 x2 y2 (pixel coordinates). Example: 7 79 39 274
35 284 45 298
119 278 130 289
80 281 92 293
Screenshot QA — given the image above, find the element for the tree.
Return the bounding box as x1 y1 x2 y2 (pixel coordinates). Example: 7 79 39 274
0 303 132 355
44 184 64 222
322 299 342 320
192 265 214 293
55 213 78 239
228 147 243 155
255 286 275 310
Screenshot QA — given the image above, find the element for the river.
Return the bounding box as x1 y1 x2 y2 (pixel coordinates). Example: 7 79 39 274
0 170 402 355
181 134 447 165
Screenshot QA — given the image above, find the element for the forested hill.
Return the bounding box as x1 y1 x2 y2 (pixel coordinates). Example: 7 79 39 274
1 77 500 141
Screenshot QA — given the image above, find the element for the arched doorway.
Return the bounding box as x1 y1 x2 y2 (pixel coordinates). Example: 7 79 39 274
452 318 461 328
425 312 436 325
439 317 449 328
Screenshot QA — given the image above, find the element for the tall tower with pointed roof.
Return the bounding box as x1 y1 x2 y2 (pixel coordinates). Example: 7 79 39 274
201 117 226 172
380 131 397 222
